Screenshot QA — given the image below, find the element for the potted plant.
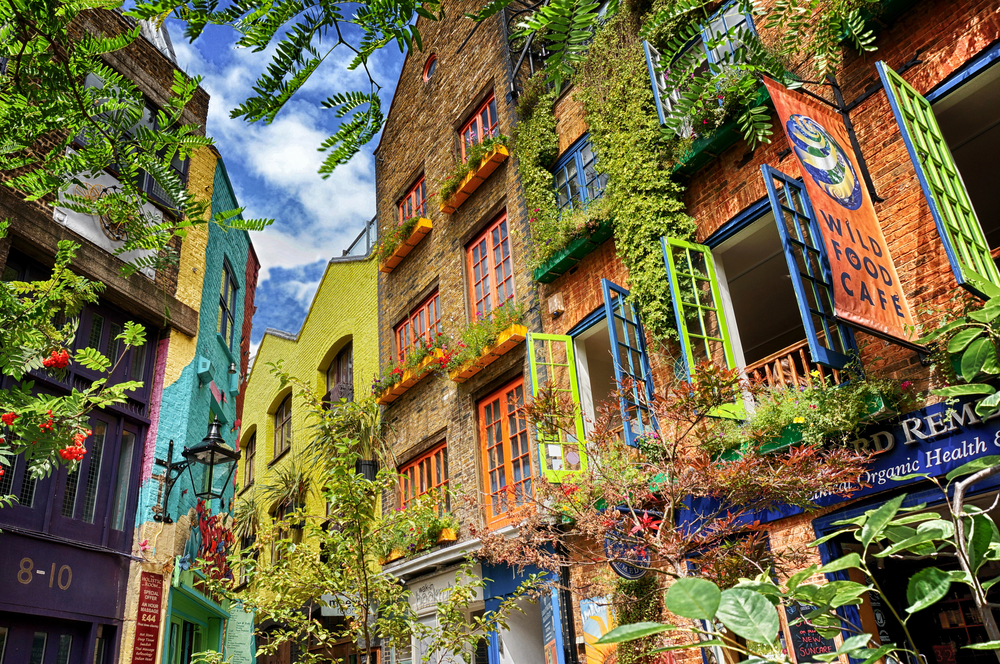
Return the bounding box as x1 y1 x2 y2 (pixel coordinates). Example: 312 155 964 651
444 300 527 382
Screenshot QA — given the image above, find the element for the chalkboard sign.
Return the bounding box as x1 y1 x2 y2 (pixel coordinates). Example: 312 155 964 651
786 604 838 663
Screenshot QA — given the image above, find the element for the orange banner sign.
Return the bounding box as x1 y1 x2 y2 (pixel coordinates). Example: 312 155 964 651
764 78 915 343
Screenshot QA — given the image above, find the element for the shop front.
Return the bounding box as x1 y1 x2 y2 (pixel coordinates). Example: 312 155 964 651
0 531 129 664
804 397 1000 664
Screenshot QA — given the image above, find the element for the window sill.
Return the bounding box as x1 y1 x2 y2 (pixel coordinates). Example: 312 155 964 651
672 85 771 179
449 324 527 382
238 482 254 496
439 145 509 214
376 349 443 405
269 447 290 467
532 221 615 283
379 217 432 274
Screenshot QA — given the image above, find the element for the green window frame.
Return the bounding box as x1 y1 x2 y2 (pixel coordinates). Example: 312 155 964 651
527 333 588 483
661 236 743 418
877 60 1000 298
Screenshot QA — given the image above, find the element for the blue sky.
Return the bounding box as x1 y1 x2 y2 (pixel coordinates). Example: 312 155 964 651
167 21 406 353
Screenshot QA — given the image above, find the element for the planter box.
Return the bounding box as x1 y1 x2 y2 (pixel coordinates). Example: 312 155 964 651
436 528 457 544
376 350 443 405
862 392 897 422
440 145 509 214
673 86 772 179
449 325 527 383
379 217 432 273
532 222 615 284
760 423 804 454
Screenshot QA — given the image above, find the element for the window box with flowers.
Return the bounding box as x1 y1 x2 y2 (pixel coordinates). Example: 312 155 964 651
377 510 460 564
378 217 432 273
373 340 447 405
707 375 917 460
439 136 510 214
444 301 527 382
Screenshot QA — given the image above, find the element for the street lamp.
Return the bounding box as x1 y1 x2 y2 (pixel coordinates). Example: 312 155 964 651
154 420 241 523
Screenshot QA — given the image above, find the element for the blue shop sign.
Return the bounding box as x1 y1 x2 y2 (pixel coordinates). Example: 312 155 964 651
812 397 1000 506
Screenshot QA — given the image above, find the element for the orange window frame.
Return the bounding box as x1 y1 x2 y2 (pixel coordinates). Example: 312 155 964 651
398 177 427 223
479 378 532 527
459 94 499 162
399 442 449 511
467 213 515 319
395 291 442 362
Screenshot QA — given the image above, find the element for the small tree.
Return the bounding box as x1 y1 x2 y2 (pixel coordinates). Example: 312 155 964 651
0 231 148 497
472 363 870 657
203 370 541 664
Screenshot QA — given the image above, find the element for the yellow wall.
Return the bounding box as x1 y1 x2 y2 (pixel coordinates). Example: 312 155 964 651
236 254 379 558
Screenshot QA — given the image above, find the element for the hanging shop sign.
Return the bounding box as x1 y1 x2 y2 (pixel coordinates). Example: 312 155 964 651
604 508 657 579
763 78 915 345
225 603 256 664
131 571 165 664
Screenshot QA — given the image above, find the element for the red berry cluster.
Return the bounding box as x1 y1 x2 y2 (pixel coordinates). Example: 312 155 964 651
1 412 17 427
38 410 54 433
42 349 70 369
59 428 91 461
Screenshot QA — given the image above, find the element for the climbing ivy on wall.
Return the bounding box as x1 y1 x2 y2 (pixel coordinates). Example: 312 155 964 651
575 8 695 342
612 575 664 664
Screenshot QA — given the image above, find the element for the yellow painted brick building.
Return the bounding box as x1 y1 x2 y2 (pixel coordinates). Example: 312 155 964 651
236 247 379 548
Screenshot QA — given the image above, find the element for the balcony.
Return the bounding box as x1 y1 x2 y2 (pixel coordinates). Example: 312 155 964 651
744 339 844 390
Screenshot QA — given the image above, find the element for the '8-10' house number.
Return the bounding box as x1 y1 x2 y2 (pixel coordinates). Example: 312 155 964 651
18 558 73 590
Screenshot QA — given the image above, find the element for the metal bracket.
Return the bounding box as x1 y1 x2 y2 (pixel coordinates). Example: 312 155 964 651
153 440 192 524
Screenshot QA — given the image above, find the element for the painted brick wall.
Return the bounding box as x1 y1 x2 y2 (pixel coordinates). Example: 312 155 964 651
237 254 379 550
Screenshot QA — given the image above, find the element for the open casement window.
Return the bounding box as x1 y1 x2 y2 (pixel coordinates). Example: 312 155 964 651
661 237 744 418
877 61 1000 298
527 333 587 482
600 280 659 446
761 165 856 369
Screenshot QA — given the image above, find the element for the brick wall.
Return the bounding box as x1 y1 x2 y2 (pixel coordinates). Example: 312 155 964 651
516 0 1000 643
373 0 544 538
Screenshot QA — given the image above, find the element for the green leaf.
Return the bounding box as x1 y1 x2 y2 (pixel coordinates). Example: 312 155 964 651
716 589 779 644
786 565 818 590
818 553 861 573
968 514 994 574
945 456 1000 482
648 640 724 654
982 576 1000 592
596 622 675 644
934 384 996 398
949 327 984 353
961 338 994 381
665 577 721 621
861 494 906 549
857 644 900 664
813 634 873 661
906 566 951 613
810 529 854 547
963 642 1000 650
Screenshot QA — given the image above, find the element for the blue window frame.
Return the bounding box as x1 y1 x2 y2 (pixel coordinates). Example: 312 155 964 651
552 135 607 212
602 279 658 447
643 1 757 127
761 165 857 370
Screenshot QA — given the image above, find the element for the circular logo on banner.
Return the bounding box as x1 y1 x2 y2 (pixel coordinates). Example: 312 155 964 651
604 529 649 580
786 113 863 210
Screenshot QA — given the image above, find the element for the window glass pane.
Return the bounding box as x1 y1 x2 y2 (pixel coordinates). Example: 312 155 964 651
0 455 15 496
111 429 135 530
30 633 46 664
18 466 36 507
555 169 569 207
488 99 498 135
55 635 72 664
82 420 108 522
88 314 104 351
108 323 122 362
130 343 147 383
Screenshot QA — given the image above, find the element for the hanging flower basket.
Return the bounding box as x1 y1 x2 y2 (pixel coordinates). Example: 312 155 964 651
440 146 509 214
449 324 527 382
377 349 444 405
379 217 432 273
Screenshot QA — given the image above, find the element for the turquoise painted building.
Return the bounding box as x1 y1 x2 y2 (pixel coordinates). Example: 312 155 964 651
121 149 259 663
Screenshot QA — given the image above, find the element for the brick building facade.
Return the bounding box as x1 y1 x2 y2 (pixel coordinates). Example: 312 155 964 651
0 12 259 664
370 0 1000 663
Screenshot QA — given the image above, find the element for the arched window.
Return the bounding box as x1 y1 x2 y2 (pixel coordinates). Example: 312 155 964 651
326 342 354 403
274 395 292 457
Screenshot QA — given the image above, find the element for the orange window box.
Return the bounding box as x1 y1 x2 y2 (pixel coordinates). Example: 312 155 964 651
380 217 432 273
376 349 443 405
439 146 509 214
449 324 527 383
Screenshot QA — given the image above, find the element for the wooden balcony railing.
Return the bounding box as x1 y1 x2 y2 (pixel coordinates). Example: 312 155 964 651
744 339 842 390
